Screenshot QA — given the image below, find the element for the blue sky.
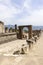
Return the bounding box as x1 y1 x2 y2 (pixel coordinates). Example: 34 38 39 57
0 0 43 26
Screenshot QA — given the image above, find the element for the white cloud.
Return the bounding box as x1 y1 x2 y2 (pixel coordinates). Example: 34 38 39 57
24 0 31 9
0 0 21 20
15 0 43 26
0 4 11 19
0 0 11 5
17 9 43 26
0 0 43 25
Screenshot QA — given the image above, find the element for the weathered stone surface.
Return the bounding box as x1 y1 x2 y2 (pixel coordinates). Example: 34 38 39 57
5 27 9 33
0 21 5 33
15 24 17 32
0 33 17 44
18 25 32 39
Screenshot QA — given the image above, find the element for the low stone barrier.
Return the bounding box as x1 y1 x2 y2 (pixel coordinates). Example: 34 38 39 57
0 33 17 44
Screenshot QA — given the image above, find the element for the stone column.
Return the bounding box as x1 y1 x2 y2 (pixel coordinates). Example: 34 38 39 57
15 24 17 32
19 27 23 39
28 25 32 39
5 27 9 33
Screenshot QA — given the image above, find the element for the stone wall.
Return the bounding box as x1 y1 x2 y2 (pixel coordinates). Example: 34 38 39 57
0 33 17 44
0 23 5 33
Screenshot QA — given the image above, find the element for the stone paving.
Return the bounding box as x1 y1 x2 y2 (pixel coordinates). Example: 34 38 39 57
0 32 43 65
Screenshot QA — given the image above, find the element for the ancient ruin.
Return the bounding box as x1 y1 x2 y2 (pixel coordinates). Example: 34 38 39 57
9 27 13 33
18 25 32 39
0 21 42 65
0 21 5 33
15 24 17 32
5 27 9 33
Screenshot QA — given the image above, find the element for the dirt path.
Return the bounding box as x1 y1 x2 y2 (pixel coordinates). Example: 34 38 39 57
0 32 43 65
18 32 43 65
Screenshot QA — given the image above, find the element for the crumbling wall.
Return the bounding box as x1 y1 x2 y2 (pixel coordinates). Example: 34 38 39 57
0 33 17 44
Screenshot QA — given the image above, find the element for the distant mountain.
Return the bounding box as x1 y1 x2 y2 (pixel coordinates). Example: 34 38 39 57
5 25 15 29
32 26 43 30
5 25 43 30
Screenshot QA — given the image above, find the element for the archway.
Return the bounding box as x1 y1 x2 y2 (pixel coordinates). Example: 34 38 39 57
18 25 32 39
22 27 28 39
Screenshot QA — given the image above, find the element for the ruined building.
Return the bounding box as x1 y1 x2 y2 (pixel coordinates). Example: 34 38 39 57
0 21 5 33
